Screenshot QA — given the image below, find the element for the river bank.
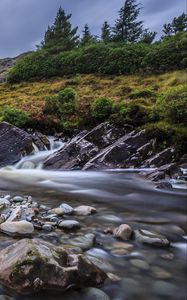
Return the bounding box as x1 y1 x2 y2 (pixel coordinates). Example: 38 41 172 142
0 121 186 299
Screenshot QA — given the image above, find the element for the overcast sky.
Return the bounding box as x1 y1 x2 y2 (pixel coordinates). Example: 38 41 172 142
0 0 186 58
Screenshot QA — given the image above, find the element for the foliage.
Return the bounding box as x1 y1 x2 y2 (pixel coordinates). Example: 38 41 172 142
162 13 187 37
0 107 30 128
101 21 112 43
112 101 148 126
129 89 156 99
154 85 187 125
91 97 114 120
80 24 97 46
41 7 79 53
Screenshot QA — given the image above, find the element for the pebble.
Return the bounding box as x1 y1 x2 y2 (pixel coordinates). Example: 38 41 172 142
134 229 170 248
111 248 130 255
111 242 134 251
42 224 54 232
113 224 133 240
74 205 97 216
153 281 177 297
59 203 74 214
151 266 172 279
11 196 24 203
130 259 150 270
69 233 95 250
49 207 64 216
58 220 81 230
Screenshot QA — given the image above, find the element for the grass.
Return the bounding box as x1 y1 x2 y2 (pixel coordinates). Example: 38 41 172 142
0 70 186 121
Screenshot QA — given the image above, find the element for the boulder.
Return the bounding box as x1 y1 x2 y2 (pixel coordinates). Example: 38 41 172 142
0 238 106 295
0 220 34 236
144 148 175 168
0 122 34 167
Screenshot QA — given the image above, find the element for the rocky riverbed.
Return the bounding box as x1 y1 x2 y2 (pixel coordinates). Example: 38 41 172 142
0 121 186 299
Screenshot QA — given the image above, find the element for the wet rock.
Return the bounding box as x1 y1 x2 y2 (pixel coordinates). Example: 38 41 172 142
151 266 172 279
59 220 81 230
49 207 64 216
32 131 50 151
144 147 176 168
153 281 177 297
21 161 36 169
0 122 34 168
6 207 22 222
0 220 34 236
79 287 111 300
134 229 170 248
113 224 133 240
156 182 173 189
59 203 74 214
130 259 150 270
107 273 121 282
42 224 54 232
69 233 96 250
85 255 114 273
0 295 14 300
74 205 97 216
0 198 10 207
111 248 130 255
11 196 24 203
0 238 107 295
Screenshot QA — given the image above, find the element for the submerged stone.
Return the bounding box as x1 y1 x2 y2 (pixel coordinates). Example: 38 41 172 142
134 229 170 248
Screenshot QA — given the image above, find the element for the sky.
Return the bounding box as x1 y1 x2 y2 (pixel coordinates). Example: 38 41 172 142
0 0 186 58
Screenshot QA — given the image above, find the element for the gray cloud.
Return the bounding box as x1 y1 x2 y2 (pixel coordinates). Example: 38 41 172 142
0 0 185 58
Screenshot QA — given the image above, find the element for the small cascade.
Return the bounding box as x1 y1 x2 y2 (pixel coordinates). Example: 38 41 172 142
15 137 65 170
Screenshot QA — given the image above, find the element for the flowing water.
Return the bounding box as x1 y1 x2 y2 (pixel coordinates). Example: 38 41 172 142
0 140 186 300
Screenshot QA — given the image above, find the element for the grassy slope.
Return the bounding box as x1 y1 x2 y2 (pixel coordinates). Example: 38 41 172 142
0 70 186 121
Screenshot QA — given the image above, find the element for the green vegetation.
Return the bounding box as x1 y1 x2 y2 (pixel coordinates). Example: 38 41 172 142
0 107 30 128
91 97 114 120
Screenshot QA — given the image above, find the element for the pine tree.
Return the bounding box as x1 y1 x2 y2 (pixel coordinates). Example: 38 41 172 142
172 13 187 34
140 29 157 44
113 0 144 43
162 13 187 37
42 7 79 53
81 24 96 45
101 21 111 43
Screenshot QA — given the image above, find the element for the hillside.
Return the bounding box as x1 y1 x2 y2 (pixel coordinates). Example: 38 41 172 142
0 52 31 83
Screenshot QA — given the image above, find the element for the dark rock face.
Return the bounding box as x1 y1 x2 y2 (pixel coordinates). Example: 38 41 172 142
43 122 178 172
0 238 107 295
0 122 50 168
43 122 130 170
0 122 34 167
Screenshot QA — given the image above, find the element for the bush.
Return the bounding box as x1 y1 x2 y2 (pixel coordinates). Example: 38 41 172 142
44 88 76 116
0 107 30 128
112 102 148 126
154 85 187 124
91 97 114 120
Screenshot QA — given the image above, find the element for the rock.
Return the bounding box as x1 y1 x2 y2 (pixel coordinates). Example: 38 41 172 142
151 266 172 279
0 239 107 295
79 287 111 300
43 122 129 170
130 259 150 270
59 220 81 230
153 281 177 297
83 130 150 170
42 224 53 232
113 224 133 240
74 205 97 216
0 122 34 167
0 221 34 236
144 147 175 168
32 132 50 151
134 229 170 248
5 207 22 222
156 182 173 189
49 207 64 216
59 203 74 214
111 248 130 255
68 234 96 251
0 198 10 207
0 295 14 300
111 242 134 251
12 196 24 202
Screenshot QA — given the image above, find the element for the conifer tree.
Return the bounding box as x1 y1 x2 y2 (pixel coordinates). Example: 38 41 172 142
81 24 96 45
162 13 187 37
101 21 111 43
140 29 157 44
42 7 79 53
113 0 144 43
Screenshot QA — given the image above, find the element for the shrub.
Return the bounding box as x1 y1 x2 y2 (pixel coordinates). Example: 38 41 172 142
112 102 148 126
0 107 30 128
154 85 187 124
91 97 114 120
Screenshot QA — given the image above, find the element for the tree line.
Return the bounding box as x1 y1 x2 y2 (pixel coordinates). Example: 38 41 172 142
41 0 186 53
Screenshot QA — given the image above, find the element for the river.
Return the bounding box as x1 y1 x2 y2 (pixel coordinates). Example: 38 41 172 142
0 140 186 300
